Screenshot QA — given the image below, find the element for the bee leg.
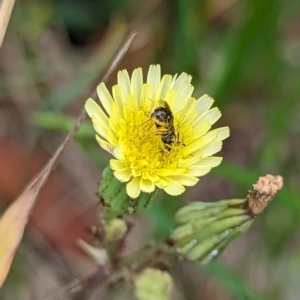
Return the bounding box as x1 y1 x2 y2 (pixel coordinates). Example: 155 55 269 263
163 144 172 152
139 118 152 127
176 132 186 147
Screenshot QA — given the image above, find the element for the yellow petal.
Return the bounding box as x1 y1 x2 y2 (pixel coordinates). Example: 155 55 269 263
114 168 131 182
155 74 172 100
177 156 200 167
163 178 185 196
198 157 222 167
188 165 211 177
171 72 192 91
140 178 155 193
164 88 176 109
173 83 194 114
201 130 219 145
176 97 197 124
193 121 212 138
127 94 138 111
184 139 207 155
114 146 125 160
97 83 114 116
170 175 199 186
192 107 221 127
194 94 214 117
147 65 161 100
118 70 131 102
85 98 109 127
96 135 115 156
127 177 142 198
209 127 230 141
154 176 168 189
131 68 143 105
110 159 127 170
197 141 223 157
112 84 126 114
141 84 153 111
91 116 108 140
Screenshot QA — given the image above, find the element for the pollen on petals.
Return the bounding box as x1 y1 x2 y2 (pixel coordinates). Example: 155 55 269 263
85 65 229 198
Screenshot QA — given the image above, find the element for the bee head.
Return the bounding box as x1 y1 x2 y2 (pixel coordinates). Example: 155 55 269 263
150 107 173 126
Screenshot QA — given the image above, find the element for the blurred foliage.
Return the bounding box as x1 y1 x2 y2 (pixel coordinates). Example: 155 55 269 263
1 0 300 299
203 261 265 300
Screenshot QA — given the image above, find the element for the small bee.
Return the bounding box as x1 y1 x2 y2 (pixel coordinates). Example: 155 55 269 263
150 100 177 150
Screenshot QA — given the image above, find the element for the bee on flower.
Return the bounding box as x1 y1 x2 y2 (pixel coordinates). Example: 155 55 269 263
145 99 177 150
85 65 229 199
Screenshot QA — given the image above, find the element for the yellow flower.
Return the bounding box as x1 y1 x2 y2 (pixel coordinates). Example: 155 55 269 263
85 65 229 199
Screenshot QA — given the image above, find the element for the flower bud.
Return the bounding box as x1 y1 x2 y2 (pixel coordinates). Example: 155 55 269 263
104 218 128 241
247 174 283 215
171 199 254 263
171 174 284 263
99 166 157 217
134 268 173 300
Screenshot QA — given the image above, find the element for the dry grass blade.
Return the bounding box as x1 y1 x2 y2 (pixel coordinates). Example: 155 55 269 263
0 0 16 48
0 31 137 287
0 176 47 287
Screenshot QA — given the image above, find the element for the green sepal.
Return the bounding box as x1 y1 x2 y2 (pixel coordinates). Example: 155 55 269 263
199 219 254 264
171 198 255 264
99 166 157 218
174 199 247 224
174 214 251 247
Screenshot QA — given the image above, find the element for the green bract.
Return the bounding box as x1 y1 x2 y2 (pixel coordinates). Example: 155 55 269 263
171 199 254 262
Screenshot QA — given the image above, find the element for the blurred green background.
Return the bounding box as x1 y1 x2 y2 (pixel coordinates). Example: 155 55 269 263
1 0 300 299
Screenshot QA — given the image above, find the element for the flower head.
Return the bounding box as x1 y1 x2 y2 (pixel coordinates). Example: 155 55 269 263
134 268 173 300
247 174 283 215
85 65 229 198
